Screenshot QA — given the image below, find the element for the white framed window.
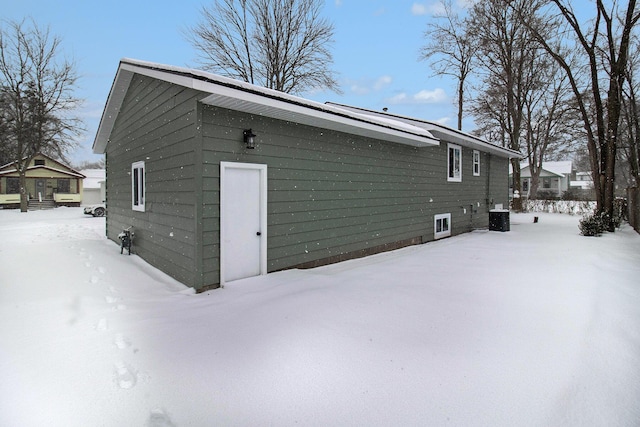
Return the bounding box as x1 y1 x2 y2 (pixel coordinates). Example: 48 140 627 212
473 150 480 176
131 161 145 212
434 213 451 239
448 143 462 182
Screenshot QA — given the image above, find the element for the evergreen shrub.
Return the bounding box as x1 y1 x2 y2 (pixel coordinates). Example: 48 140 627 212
579 212 607 236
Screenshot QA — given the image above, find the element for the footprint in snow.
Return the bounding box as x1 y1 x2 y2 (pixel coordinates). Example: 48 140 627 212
89 275 99 284
114 333 131 350
97 266 106 274
114 362 137 389
105 295 119 304
112 304 127 311
95 318 108 331
146 409 176 427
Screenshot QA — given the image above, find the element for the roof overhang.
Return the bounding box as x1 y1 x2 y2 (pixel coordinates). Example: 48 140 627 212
93 59 439 154
513 164 566 178
0 165 85 178
327 102 523 159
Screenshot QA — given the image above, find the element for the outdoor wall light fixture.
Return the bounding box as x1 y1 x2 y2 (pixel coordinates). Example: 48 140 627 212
243 129 256 149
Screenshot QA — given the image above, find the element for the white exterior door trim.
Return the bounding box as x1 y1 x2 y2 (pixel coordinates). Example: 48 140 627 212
220 161 268 285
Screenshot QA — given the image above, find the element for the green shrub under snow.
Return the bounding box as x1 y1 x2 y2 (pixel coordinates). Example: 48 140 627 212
579 207 623 236
579 212 607 236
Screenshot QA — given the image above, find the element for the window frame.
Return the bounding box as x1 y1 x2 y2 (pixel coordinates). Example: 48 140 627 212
57 178 70 193
473 150 480 176
131 161 145 212
6 177 20 194
434 213 452 239
447 143 462 182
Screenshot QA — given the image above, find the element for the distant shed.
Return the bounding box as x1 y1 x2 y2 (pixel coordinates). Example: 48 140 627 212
81 169 105 205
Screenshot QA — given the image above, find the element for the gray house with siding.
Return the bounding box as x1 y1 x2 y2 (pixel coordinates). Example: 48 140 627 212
93 59 520 291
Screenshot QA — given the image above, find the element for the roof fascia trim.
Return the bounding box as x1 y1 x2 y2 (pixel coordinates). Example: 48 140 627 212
327 102 522 159
94 60 439 152
92 65 135 154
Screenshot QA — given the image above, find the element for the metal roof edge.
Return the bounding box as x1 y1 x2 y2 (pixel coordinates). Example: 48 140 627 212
93 59 440 152
326 102 523 159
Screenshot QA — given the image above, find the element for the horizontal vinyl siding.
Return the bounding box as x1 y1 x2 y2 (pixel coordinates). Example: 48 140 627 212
105 75 201 287
201 106 506 277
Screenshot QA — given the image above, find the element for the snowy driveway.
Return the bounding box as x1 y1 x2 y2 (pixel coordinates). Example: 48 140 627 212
1 208 639 426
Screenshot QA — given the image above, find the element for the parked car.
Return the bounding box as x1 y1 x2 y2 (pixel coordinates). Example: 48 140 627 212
84 204 106 217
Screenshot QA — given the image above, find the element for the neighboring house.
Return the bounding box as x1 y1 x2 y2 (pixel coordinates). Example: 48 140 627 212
510 161 575 198
0 153 86 209
81 169 106 206
93 59 520 291
571 171 594 190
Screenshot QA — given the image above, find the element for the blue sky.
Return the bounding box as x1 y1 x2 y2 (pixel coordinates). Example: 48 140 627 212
3 0 464 165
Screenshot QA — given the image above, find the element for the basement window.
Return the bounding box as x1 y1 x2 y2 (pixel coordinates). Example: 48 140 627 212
448 144 462 182
132 161 145 212
434 213 451 239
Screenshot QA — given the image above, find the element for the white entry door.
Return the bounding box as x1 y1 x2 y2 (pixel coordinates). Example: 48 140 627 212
220 162 267 284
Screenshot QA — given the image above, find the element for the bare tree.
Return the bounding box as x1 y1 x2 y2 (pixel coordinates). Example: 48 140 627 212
186 0 340 94
419 0 476 130
74 158 105 170
523 0 640 230
620 33 640 187
467 0 554 210
522 61 578 199
0 19 82 212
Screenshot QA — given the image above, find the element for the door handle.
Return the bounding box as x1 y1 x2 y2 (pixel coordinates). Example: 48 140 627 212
256 232 262 236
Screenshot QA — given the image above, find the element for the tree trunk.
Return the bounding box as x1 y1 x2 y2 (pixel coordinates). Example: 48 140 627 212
511 159 523 211
604 139 617 231
530 174 540 199
19 172 28 212
457 79 464 131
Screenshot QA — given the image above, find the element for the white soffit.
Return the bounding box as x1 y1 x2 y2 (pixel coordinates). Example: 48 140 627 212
199 90 438 148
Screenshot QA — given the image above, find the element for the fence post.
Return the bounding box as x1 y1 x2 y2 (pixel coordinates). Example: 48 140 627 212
628 187 640 233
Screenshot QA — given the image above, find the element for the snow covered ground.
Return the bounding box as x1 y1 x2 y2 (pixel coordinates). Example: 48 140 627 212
1 208 639 426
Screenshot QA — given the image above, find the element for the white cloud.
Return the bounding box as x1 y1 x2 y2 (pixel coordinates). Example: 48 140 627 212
428 2 447 16
347 75 393 95
434 116 451 126
350 84 370 95
413 1 474 17
387 93 409 104
457 0 477 9
387 88 448 105
411 3 428 15
373 75 392 90
335 0 343 6
414 88 448 103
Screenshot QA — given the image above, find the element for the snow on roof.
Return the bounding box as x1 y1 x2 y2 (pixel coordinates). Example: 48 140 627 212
81 169 105 189
326 102 522 159
510 161 574 177
94 59 440 154
570 180 593 189
541 161 573 175
517 161 573 174
0 165 85 178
